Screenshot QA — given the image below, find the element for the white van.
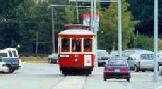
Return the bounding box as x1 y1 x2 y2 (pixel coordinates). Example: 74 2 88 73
4 48 22 67
0 48 21 73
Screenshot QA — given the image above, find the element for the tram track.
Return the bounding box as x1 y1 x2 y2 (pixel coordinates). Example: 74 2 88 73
81 76 88 89
49 75 89 89
49 76 67 89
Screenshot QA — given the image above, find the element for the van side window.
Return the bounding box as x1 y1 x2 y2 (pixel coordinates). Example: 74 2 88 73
13 51 18 57
0 53 8 57
8 51 12 57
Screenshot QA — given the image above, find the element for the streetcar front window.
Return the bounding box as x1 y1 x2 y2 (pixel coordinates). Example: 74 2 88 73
61 38 70 52
84 39 92 52
72 39 81 52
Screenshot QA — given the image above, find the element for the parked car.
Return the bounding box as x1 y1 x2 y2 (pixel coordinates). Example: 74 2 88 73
123 49 152 70
158 51 162 66
103 58 131 82
110 50 119 57
48 53 58 63
159 66 162 76
134 51 154 72
97 50 110 66
0 48 21 73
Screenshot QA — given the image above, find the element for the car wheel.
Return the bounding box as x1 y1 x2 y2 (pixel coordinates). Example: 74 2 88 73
104 77 106 81
98 63 100 67
127 78 130 82
141 70 145 72
135 66 139 72
48 59 52 63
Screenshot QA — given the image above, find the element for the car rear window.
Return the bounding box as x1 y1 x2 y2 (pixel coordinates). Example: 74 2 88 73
107 60 127 67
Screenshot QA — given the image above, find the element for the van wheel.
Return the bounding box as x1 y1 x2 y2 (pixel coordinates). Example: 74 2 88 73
6 66 14 73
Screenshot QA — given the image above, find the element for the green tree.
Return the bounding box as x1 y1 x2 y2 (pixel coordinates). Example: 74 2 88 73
98 0 138 51
63 6 75 23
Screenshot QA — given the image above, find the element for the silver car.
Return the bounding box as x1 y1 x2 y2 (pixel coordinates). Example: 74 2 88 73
97 50 110 66
134 52 154 72
48 53 58 64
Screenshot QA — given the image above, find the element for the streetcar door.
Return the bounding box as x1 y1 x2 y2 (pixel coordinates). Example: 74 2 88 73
84 38 93 66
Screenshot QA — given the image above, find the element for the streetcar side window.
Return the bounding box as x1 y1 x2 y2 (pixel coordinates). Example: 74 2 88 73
61 38 70 52
72 39 81 52
84 39 92 52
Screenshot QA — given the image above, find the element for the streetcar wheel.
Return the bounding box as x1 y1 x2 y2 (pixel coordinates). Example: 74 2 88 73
85 70 89 76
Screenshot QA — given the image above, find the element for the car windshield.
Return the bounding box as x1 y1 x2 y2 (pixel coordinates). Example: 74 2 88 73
107 59 127 67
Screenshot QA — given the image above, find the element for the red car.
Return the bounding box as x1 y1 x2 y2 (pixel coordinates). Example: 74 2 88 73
103 58 131 82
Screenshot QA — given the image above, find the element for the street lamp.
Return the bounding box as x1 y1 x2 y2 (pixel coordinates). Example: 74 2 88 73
153 0 158 82
118 0 122 58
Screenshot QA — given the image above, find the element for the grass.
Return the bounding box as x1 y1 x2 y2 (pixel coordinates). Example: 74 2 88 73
21 56 48 63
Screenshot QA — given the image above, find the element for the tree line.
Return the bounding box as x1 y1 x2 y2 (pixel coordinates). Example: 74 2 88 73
0 0 161 55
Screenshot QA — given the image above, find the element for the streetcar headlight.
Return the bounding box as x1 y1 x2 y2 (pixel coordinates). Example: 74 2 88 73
60 55 69 57
74 58 78 62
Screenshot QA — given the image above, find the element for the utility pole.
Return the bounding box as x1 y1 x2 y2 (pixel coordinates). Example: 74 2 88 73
91 0 94 32
153 0 158 82
36 32 39 56
93 0 98 67
76 0 79 23
118 0 122 58
51 6 55 53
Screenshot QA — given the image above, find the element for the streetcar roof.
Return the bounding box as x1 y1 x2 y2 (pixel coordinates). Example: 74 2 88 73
59 29 95 36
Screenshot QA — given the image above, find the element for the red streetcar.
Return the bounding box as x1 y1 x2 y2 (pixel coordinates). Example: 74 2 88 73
58 24 96 76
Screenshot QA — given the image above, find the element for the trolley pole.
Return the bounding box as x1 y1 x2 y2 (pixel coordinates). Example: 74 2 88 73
153 0 158 82
118 0 122 58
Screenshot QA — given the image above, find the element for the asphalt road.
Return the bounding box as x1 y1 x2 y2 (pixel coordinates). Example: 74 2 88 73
0 63 162 89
